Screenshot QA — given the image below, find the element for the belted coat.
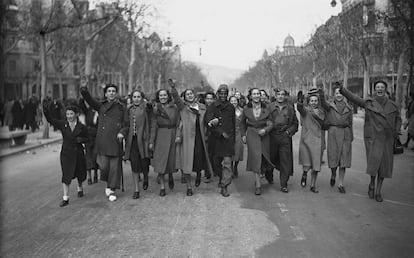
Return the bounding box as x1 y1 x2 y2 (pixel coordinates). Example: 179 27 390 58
340 87 401 178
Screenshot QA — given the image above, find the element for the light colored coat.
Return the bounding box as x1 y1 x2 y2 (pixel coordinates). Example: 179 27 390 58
341 87 401 178
297 102 325 171
171 87 212 174
322 99 353 168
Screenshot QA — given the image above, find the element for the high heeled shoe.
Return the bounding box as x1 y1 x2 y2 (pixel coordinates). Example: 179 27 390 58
168 178 174 190
310 186 319 193
159 189 166 197
330 178 336 187
221 186 230 197
59 199 69 207
195 174 201 187
375 193 383 202
301 175 307 188
132 191 140 199
338 185 346 194
186 188 193 196
255 187 262 195
368 185 375 199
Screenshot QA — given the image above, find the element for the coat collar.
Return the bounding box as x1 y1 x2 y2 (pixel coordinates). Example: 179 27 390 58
368 97 398 115
330 100 352 114
64 119 82 136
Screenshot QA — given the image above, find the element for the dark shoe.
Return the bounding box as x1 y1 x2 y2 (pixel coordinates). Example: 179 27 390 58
375 193 383 202
132 191 140 199
255 187 262 195
310 186 319 193
281 187 289 193
368 185 375 199
338 186 346 194
195 175 201 187
93 175 98 184
186 188 193 196
77 191 84 198
87 179 92 185
301 175 307 188
159 189 166 197
143 181 148 190
59 199 69 207
221 186 230 197
168 179 174 190
330 178 335 187
218 181 223 188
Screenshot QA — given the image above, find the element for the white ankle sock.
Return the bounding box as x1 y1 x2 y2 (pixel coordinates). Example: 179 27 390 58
63 195 69 201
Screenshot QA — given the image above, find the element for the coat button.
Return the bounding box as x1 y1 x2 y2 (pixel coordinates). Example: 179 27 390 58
102 126 105 129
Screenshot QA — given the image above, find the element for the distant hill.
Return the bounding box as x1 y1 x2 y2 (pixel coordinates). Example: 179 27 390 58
195 62 244 90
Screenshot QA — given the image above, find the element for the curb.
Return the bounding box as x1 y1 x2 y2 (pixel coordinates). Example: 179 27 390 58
0 138 62 159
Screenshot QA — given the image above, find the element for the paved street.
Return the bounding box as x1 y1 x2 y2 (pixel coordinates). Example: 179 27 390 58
1 116 414 258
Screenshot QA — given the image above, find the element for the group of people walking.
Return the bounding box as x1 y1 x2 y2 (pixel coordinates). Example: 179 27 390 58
44 78 402 207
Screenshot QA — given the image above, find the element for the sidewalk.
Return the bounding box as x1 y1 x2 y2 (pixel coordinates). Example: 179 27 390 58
0 125 62 158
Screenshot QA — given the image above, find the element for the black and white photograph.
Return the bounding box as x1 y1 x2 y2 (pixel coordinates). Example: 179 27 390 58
1 0 414 257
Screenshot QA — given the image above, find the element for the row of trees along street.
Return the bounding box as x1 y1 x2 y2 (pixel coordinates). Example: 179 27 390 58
1 0 212 138
231 0 414 111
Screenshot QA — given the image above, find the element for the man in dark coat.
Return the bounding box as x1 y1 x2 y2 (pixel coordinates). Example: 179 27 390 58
205 84 236 197
269 89 299 193
80 80 126 202
24 97 38 132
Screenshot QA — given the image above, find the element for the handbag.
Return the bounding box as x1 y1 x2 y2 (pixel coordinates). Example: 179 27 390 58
393 137 404 155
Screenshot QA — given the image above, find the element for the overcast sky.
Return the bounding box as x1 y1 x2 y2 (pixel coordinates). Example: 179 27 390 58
152 0 341 70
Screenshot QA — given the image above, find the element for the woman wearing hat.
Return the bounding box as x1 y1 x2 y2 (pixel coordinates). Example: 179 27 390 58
43 102 88 207
339 81 401 202
320 84 353 194
297 88 326 193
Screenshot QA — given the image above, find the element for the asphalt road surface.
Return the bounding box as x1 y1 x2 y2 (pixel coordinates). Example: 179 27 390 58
1 117 414 258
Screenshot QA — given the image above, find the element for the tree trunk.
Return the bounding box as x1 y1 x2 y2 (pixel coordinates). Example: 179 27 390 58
58 70 63 99
128 32 136 93
396 50 406 109
40 33 49 139
342 60 349 89
85 42 94 95
363 57 370 99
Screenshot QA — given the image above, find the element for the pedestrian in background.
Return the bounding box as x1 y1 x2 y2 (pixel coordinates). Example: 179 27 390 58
43 103 88 207
339 81 401 202
170 80 212 196
268 89 299 193
150 89 180 196
320 83 353 194
119 90 152 199
80 80 126 202
24 97 38 132
204 91 216 183
205 84 235 197
79 98 99 185
4 98 14 130
50 99 63 131
403 92 414 149
240 88 274 195
11 99 24 130
229 95 244 179
297 88 326 193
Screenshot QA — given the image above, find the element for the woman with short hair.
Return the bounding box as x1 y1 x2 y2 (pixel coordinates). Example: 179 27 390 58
149 89 180 196
229 95 244 178
43 103 88 207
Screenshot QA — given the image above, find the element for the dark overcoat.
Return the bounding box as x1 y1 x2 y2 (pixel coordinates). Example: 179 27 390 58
321 98 353 169
44 109 88 185
120 101 152 160
205 100 236 157
240 102 274 173
80 88 125 157
341 87 401 178
150 102 180 174
171 87 213 174
268 102 299 175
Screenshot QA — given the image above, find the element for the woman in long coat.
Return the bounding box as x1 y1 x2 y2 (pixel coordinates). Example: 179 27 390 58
321 85 353 193
240 88 273 195
120 90 151 199
297 89 326 193
340 81 401 202
149 89 180 197
229 95 244 178
43 103 88 207
170 81 212 196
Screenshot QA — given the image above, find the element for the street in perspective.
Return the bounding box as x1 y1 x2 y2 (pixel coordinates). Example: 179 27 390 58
1 0 414 257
